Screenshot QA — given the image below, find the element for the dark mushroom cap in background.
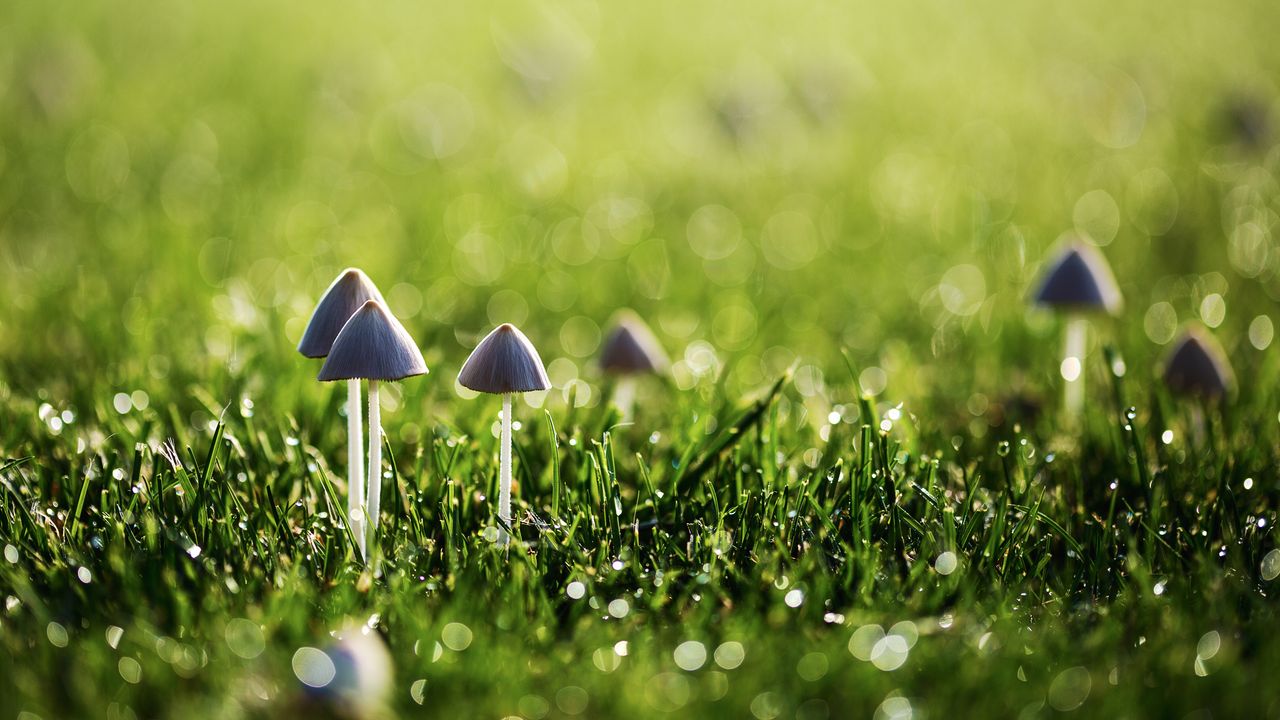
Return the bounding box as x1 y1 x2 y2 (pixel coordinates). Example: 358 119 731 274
317 300 427 382
457 323 551 394
298 627 392 713
1031 242 1123 314
600 312 669 376
298 268 387 358
1162 326 1235 399
1220 93 1271 150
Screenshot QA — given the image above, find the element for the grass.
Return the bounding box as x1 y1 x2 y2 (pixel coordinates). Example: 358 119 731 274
3 0 1280 717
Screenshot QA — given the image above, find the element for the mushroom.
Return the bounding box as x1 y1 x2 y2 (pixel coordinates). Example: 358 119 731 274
319 300 427 558
1162 325 1234 447
599 310 669 421
296 624 393 719
1163 325 1234 399
298 269 387 560
1031 241 1122 417
457 323 551 546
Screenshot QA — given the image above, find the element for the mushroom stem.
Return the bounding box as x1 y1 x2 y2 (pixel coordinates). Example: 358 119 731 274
1189 404 1206 449
614 377 637 423
347 379 366 561
498 393 513 547
366 379 382 556
1063 316 1087 417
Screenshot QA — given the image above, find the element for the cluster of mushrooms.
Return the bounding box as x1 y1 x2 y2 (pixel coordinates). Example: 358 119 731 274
297 270 667 557
298 246 1234 560
1032 241 1234 415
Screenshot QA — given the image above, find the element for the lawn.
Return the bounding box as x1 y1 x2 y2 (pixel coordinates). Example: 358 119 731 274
2 0 1280 718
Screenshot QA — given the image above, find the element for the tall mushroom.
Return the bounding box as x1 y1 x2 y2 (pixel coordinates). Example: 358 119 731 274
599 310 669 421
298 269 387 560
457 323 551 546
1030 241 1122 417
1163 325 1234 398
319 300 427 558
1162 325 1234 447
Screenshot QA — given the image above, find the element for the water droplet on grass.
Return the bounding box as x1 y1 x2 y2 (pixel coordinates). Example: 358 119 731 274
47 622 69 647
714 641 744 669
118 656 142 684
410 678 427 704
225 619 264 659
849 625 884 661
442 623 473 651
1047 666 1091 711
935 551 958 575
1261 549 1280 581
673 640 707 671
292 647 335 688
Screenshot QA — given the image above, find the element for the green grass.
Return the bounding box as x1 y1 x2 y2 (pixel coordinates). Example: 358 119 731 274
3 0 1280 717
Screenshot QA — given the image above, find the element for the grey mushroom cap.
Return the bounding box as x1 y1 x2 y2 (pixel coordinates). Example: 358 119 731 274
1032 242 1122 314
317 300 428 382
457 323 552 394
600 312 670 376
1162 327 1235 398
298 268 387 358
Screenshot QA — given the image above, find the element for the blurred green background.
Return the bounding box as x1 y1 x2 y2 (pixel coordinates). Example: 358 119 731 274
2 0 1277 429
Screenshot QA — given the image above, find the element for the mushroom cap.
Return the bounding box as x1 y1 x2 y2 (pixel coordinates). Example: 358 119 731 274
457 323 551 394
1162 326 1235 398
600 311 670 376
317 300 428 382
1031 242 1122 314
302 628 392 710
298 268 387 358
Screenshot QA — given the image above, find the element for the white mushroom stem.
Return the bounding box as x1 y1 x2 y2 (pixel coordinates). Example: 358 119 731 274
1189 404 1206 448
366 379 382 556
614 377 637 423
1063 316 1088 417
347 379 366 561
498 393 513 547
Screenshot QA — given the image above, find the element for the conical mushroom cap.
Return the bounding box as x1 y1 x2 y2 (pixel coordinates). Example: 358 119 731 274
457 323 551 394
600 312 669 375
1162 327 1234 398
298 269 387 358
1032 242 1122 314
317 300 428 382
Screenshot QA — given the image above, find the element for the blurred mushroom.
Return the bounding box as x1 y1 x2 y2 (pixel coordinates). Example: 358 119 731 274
297 626 392 719
599 310 669 422
319 300 427 558
1220 93 1271 150
298 269 387 560
1162 325 1234 399
457 323 551 546
1031 241 1122 417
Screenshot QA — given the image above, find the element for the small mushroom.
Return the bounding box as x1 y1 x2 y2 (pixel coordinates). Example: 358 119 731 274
298 269 387 560
1162 326 1234 399
1031 241 1122 417
319 300 427 558
599 310 669 421
457 323 551 546
297 625 393 719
